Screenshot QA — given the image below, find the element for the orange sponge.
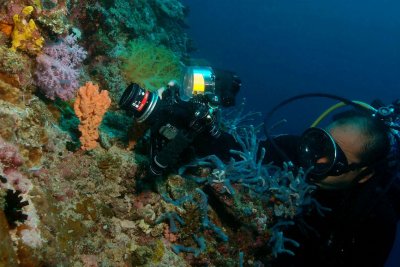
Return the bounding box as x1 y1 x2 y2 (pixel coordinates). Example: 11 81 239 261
74 82 111 150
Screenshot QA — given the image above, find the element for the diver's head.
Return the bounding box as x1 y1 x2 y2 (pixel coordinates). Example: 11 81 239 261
299 110 390 190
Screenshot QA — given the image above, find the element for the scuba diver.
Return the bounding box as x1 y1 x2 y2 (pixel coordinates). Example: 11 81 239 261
194 93 400 266
193 93 400 266
119 66 241 176
259 95 400 266
119 66 400 266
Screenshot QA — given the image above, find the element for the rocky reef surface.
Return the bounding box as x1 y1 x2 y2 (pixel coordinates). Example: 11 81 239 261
0 1 317 266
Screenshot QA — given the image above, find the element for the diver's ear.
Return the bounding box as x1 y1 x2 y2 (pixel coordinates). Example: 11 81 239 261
357 166 374 184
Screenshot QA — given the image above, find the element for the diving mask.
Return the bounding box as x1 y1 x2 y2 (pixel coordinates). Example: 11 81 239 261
298 127 363 180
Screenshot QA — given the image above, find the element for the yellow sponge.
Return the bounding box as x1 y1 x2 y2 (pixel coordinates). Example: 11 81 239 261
11 6 44 55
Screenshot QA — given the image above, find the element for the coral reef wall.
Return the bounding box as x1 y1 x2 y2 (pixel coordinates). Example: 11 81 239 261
0 0 192 265
0 0 316 266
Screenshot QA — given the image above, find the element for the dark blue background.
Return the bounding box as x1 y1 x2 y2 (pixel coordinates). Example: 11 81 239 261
183 0 400 265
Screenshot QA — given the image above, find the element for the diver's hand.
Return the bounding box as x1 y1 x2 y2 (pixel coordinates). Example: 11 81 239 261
167 80 180 95
156 87 166 100
167 80 177 87
157 80 179 100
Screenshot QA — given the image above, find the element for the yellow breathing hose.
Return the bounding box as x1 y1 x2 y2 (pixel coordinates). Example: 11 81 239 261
311 100 378 127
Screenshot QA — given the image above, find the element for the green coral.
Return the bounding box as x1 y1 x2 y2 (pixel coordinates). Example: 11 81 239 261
121 39 182 91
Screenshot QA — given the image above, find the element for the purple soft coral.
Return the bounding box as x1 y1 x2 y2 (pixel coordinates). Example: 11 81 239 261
35 34 87 101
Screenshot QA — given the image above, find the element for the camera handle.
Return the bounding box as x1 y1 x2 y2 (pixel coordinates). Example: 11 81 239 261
150 129 196 176
149 86 221 176
149 108 216 176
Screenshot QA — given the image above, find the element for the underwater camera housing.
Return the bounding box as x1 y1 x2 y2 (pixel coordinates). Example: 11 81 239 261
119 66 235 175
119 66 240 136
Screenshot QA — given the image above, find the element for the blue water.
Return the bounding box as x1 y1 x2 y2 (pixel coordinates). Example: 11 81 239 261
183 0 400 265
183 0 400 132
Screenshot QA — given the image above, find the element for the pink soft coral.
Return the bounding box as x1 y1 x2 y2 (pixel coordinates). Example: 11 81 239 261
0 138 31 194
35 34 87 100
0 138 23 172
